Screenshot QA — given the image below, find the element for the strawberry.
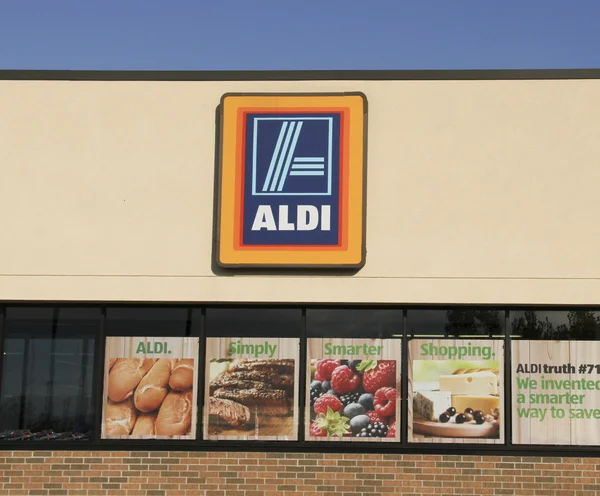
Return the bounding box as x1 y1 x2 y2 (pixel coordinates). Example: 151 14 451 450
312 407 350 438
358 360 396 393
374 387 396 417
387 420 396 438
316 359 341 380
330 365 361 394
365 410 384 424
309 421 327 437
313 394 342 415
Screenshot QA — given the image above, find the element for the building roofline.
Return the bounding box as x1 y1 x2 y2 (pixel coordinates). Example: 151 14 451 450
0 68 599 81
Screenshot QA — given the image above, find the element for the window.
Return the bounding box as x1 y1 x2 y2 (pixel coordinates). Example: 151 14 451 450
510 309 600 340
307 308 402 338
407 308 504 337
0 307 99 440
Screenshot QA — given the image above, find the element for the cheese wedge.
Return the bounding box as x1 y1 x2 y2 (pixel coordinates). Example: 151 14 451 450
451 395 500 416
439 371 498 395
413 390 451 421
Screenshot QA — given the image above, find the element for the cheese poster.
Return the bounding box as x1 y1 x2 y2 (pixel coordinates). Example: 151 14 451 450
101 337 199 440
203 337 300 441
512 340 600 446
306 338 401 442
408 339 504 444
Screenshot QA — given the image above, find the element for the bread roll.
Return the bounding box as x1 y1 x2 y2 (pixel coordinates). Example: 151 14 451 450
134 358 172 412
132 412 157 436
169 359 194 391
155 390 193 436
108 358 156 402
108 358 117 371
105 398 137 436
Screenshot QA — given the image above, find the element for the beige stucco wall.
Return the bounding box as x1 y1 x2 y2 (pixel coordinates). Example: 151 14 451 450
1 77 599 304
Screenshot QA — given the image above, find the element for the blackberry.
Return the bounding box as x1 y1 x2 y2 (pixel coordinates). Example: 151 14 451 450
339 391 361 407
355 422 388 438
310 381 324 406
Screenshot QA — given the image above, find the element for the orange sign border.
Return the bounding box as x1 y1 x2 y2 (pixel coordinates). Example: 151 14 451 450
216 93 367 269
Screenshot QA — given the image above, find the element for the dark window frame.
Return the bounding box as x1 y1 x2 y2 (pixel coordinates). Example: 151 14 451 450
0 303 599 456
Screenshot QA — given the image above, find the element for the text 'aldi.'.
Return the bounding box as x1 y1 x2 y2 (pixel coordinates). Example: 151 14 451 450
216 93 367 268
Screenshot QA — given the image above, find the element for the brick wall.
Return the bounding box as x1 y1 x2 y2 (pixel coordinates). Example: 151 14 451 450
0 451 598 495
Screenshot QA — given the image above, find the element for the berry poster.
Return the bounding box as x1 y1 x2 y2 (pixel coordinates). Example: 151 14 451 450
101 337 199 440
408 339 504 444
512 340 600 446
203 337 299 441
306 338 401 442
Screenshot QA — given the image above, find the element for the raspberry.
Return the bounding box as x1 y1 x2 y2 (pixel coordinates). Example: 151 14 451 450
365 410 384 424
387 420 397 438
309 422 327 437
314 370 325 382
374 387 396 417
316 359 341 380
362 361 396 394
314 394 343 415
331 365 361 395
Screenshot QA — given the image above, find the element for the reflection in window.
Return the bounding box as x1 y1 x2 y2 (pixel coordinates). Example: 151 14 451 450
510 310 600 340
0 308 98 441
407 309 503 337
306 308 402 338
205 308 302 337
105 307 194 336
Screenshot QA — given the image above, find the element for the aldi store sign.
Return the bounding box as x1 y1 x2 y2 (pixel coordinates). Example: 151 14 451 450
216 93 367 268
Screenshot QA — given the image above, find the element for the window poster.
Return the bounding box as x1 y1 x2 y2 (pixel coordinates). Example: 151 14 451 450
101 337 199 439
203 337 299 441
512 340 600 445
306 338 401 442
408 339 504 444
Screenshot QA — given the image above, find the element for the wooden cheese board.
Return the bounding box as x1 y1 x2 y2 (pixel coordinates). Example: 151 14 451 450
413 415 499 438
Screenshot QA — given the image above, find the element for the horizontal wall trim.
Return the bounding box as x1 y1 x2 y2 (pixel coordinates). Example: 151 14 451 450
1 68 600 81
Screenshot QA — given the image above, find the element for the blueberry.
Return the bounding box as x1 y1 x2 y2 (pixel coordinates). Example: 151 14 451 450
439 412 450 423
474 414 485 425
343 402 366 420
350 414 371 434
464 407 473 414
321 380 331 391
446 407 457 416
310 380 322 391
455 413 467 424
358 393 374 411
348 359 362 372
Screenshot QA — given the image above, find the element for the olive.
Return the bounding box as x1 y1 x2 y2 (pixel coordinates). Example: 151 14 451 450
473 410 483 418
474 415 485 425
455 413 467 424
439 412 451 423
464 408 473 415
464 413 474 422
446 407 456 416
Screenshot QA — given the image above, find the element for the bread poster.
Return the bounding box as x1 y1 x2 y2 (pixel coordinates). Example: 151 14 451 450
203 337 299 441
306 338 401 442
101 337 198 440
512 340 600 446
408 339 504 444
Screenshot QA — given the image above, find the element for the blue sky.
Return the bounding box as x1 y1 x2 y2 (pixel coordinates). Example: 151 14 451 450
0 0 599 70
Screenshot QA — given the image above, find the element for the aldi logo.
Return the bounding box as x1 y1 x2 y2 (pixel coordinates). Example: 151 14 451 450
216 93 367 268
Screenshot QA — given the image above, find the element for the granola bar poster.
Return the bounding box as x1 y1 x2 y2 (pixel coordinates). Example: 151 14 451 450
306 338 401 442
203 337 299 441
512 340 600 446
101 337 199 440
408 339 504 444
